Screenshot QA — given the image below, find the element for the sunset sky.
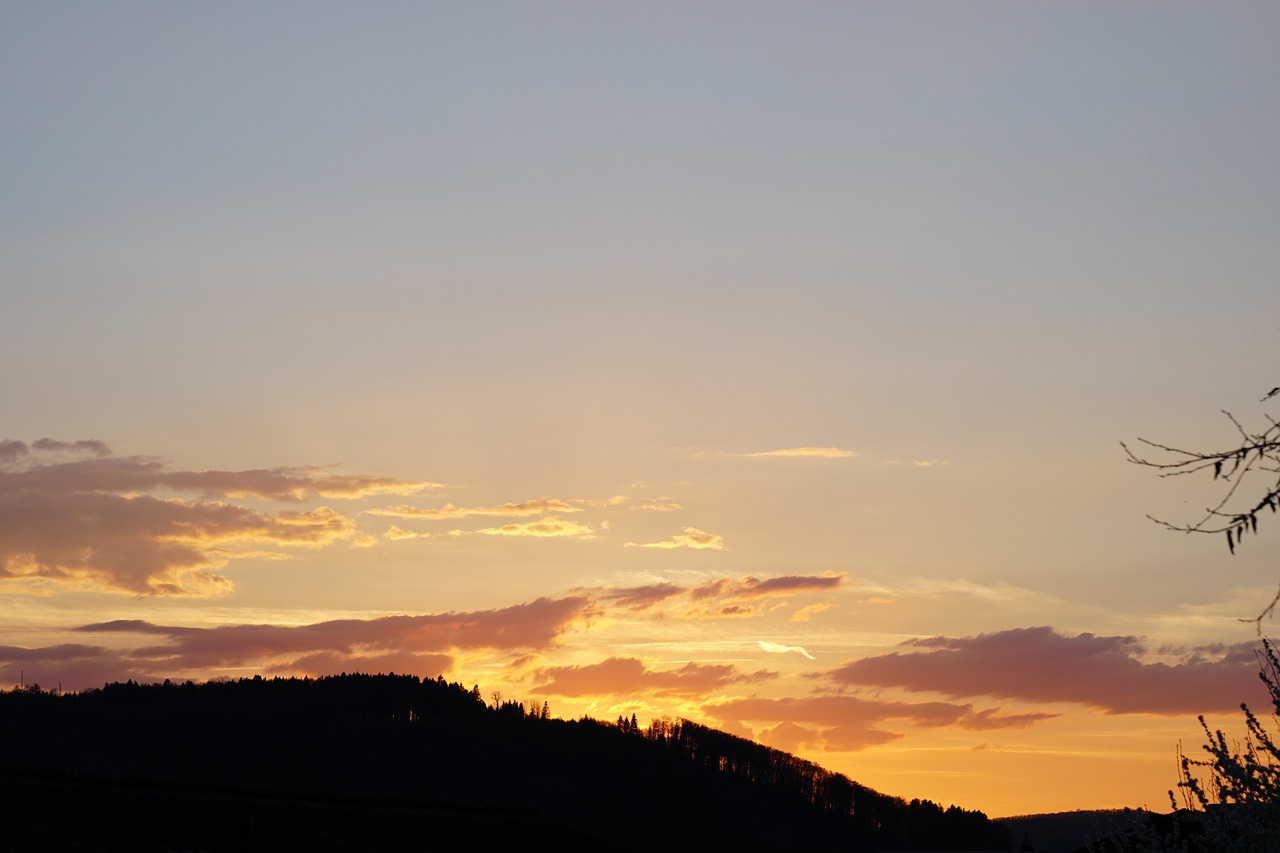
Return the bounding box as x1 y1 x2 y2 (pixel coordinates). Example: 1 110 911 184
4 2 1280 818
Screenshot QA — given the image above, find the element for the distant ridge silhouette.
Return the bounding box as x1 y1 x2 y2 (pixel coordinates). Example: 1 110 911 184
0 674 1011 851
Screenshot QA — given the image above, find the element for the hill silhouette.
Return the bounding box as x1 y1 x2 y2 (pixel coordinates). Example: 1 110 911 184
0 674 1010 851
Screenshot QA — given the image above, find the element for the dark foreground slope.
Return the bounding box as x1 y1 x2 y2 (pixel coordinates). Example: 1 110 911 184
0 675 1010 852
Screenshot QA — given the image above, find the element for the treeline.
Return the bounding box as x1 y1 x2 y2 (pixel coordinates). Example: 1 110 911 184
0 675 1009 851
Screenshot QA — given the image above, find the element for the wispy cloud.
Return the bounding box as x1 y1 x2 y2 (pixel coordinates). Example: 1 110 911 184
581 575 840 616
593 583 686 611
2 457 435 502
531 656 775 698
790 602 833 622
692 572 842 600
366 498 579 520
827 627 1268 715
472 517 595 539
383 525 431 541
741 447 857 459
628 498 683 513
704 694 1057 752
758 640 815 660
626 527 724 550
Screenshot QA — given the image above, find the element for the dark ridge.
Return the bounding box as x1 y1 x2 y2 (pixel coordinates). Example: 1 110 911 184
0 674 1011 852
996 809 1148 853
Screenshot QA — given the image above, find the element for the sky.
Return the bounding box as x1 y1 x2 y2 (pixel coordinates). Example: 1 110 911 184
3 1 1280 818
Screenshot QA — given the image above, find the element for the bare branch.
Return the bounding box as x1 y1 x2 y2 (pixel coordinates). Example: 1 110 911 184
1239 582 1280 637
1131 390 1280 630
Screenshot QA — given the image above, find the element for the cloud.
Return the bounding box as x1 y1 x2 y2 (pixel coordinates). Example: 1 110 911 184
365 498 579 520
759 720 819 754
0 492 354 595
71 596 595 674
742 447 857 459
691 573 842 600
383 525 430 541
531 656 775 698
5 595 591 689
565 495 630 509
758 640 815 660
1 457 435 502
791 602 833 622
628 498 683 513
269 650 454 679
0 443 437 595
827 627 1268 715
626 527 724 550
0 440 30 465
0 643 159 691
583 576 839 616
472 517 595 539
703 694 1057 752
31 438 112 457
594 583 686 611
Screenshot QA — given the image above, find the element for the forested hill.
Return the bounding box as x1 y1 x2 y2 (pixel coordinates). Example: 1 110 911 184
0 674 1010 852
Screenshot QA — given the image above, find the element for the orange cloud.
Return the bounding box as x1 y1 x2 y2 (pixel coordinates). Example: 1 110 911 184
626 527 724 550
531 656 775 698
472 517 595 539
827 627 1268 715
704 695 1057 752
366 498 580 520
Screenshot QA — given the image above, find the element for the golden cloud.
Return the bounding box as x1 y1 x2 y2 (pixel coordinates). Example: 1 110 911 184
531 656 775 698
366 498 580 520
473 516 595 539
628 498 683 513
626 527 724 550
383 525 431 541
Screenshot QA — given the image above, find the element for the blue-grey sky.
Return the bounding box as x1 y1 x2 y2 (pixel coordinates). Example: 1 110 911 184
3 2 1279 816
